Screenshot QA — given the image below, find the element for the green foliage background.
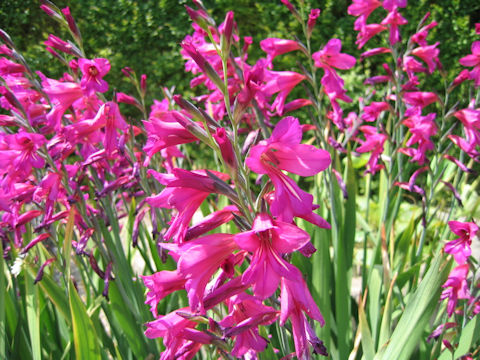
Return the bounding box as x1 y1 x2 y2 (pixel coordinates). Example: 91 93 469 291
1 0 479 100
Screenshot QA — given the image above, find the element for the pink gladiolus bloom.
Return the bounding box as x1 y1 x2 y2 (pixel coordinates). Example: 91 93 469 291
143 108 198 165
44 34 80 57
142 270 187 317
403 56 427 79
0 132 46 188
280 268 326 359
261 70 306 115
452 108 480 156
440 264 471 317
380 8 408 46
145 308 206 360
356 23 387 49
116 92 140 107
146 169 229 243
348 0 381 30
451 69 470 89
62 7 80 39
394 166 428 195
307 9 321 38
78 58 110 95
313 39 356 71
0 44 13 56
399 110 437 165
260 38 301 69
444 221 479 264
162 233 238 312
411 21 438 46
33 172 63 220
0 57 25 76
42 79 83 131
282 98 312 114
402 91 438 108
361 101 390 122
356 125 388 174
246 116 331 222
412 42 440 74
459 41 480 87
95 102 128 158
220 294 279 356
427 322 457 342
234 213 310 299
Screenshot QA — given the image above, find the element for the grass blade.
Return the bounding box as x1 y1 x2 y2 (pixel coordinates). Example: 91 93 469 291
25 271 41 360
454 313 480 358
69 279 101 359
378 254 451 360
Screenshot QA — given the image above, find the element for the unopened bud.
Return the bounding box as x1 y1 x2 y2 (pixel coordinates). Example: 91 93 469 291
121 66 134 78
213 128 237 171
281 0 303 22
34 258 55 284
61 7 81 40
184 5 215 30
307 9 321 38
172 111 210 145
220 11 234 56
140 74 147 97
181 41 225 93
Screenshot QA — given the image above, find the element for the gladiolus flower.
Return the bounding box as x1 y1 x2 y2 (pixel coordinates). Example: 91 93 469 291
440 264 470 317
234 213 310 299
161 233 238 312
280 268 326 359
381 8 408 46
357 125 388 174
307 9 321 38
220 294 278 356
348 0 381 30
246 116 331 222
444 221 479 264
260 38 301 69
78 58 110 95
459 41 480 87
142 270 187 317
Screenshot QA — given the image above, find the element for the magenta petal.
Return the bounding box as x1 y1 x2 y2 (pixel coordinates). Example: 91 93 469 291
234 231 261 253
251 213 275 232
331 53 357 70
459 55 479 67
270 116 302 145
270 170 314 222
245 143 269 174
242 252 281 299
272 143 331 176
272 220 310 253
96 79 109 93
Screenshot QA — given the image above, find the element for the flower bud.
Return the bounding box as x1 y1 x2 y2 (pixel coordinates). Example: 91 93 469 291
34 258 55 284
307 9 321 38
184 5 215 31
213 128 237 171
181 41 225 93
140 74 147 97
281 0 302 22
220 11 234 56
61 7 81 40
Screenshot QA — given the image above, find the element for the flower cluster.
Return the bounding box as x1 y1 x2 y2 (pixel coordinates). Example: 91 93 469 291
2 1 480 359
